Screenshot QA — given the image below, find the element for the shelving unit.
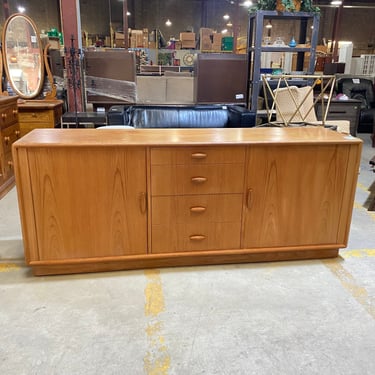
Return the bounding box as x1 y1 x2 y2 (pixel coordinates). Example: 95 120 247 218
247 11 320 111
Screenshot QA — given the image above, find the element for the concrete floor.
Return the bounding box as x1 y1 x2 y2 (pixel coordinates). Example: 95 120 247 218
1 134 375 375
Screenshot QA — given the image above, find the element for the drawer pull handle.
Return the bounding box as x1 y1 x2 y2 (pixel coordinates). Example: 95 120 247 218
15 130 20 137
246 188 253 209
2 113 6 119
13 109 18 115
190 206 206 213
190 235 206 241
191 152 207 159
139 192 147 214
191 176 207 184
32 113 37 118
8 160 13 168
4 136 10 145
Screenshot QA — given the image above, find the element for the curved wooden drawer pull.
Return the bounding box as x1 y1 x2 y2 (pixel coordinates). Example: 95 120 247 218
4 136 10 145
191 152 207 159
13 109 18 115
189 235 206 241
191 176 207 184
190 206 206 213
32 112 37 118
2 113 6 119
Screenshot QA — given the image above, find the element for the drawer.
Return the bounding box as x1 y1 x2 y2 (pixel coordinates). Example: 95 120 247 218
151 163 245 196
1 123 21 154
0 104 18 129
151 146 245 165
1 151 14 179
152 194 243 225
152 194 242 253
19 122 54 137
18 110 53 123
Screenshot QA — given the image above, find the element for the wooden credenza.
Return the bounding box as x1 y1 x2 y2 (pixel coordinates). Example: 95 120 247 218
0 96 20 199
17 100 64 137
12 127 362 276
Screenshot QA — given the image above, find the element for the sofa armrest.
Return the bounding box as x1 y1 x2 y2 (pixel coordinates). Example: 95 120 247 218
227 105 256 128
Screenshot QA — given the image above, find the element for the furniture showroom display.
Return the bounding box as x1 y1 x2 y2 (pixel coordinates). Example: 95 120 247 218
13 127 361 276
0 96 20 198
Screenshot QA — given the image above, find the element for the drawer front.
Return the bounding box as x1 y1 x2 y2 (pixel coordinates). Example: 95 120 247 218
18 110 53 123
1 123 21 154
19 122 53 137
151 163 245 196
151 146 245 165
1 151 14 179
151 194 242 253
0 104 18 129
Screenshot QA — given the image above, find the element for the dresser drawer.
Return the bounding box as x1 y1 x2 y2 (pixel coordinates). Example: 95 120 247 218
152 194 242 253
1 123 21 154
1 151 14 179
151 163 245 196
18 110 53 123
152 194 243 225
151 146 245 165
0 104 18 129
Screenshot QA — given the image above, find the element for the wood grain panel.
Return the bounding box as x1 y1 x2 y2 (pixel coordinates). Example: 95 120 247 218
27 146 147 259
242 144 351 248
151 163 245 196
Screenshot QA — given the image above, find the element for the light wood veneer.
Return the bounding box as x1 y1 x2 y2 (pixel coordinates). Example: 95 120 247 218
12 127 362 275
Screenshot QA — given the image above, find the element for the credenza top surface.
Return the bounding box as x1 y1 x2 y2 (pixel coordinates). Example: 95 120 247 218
13 127 362 148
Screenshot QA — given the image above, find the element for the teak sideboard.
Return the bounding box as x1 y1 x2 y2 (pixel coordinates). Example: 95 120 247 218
12 127 362 276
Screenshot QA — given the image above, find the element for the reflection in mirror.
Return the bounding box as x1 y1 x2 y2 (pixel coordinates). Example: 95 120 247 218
2 13 44 99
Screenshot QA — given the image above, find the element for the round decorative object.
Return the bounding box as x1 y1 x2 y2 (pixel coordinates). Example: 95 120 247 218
182 52 194 66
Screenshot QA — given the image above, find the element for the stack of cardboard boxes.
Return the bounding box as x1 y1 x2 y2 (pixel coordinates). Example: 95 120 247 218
199 28 223 52
115 29 149 48
180 32 196 49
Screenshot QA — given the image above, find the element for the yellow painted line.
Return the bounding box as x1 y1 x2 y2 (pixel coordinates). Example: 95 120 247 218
323 259 375 320
0 263 20 272
144 269 170 375
341 249 375 258
357 182 370 193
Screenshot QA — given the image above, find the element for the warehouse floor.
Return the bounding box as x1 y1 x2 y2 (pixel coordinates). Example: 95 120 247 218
1 134 375 375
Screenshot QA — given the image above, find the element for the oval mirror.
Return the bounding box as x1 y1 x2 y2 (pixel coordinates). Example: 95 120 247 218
2 13 44 99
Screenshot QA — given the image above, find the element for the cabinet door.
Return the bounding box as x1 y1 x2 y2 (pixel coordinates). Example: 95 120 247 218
242 144 351 248
27 146 147 260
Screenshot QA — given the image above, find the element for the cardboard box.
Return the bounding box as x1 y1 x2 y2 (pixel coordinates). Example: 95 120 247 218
180 32 195 41
212 33 222 51
181 40 196 49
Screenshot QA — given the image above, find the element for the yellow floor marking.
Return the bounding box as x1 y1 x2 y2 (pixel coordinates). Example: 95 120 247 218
0 263 20 272
144 269 170 375
357 182 370 193
323 259 375 320
341 249 375 258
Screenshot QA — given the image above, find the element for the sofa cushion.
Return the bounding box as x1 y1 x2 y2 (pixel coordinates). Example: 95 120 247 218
178 108 228 128
131 107 179 128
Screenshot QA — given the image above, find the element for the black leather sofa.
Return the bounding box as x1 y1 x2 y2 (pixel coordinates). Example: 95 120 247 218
106 104 256 128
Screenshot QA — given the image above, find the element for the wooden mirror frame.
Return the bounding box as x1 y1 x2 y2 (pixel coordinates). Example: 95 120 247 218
2 13 45 99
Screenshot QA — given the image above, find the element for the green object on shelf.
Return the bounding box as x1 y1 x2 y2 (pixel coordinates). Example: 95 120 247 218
222 36 233 51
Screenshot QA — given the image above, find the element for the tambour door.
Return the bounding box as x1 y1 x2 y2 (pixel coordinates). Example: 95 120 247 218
242 144 353 248
25 146 148 260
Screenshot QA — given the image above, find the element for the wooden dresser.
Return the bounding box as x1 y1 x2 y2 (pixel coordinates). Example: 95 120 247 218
17 100 63 137
12 127 362 276
0 96 20 199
